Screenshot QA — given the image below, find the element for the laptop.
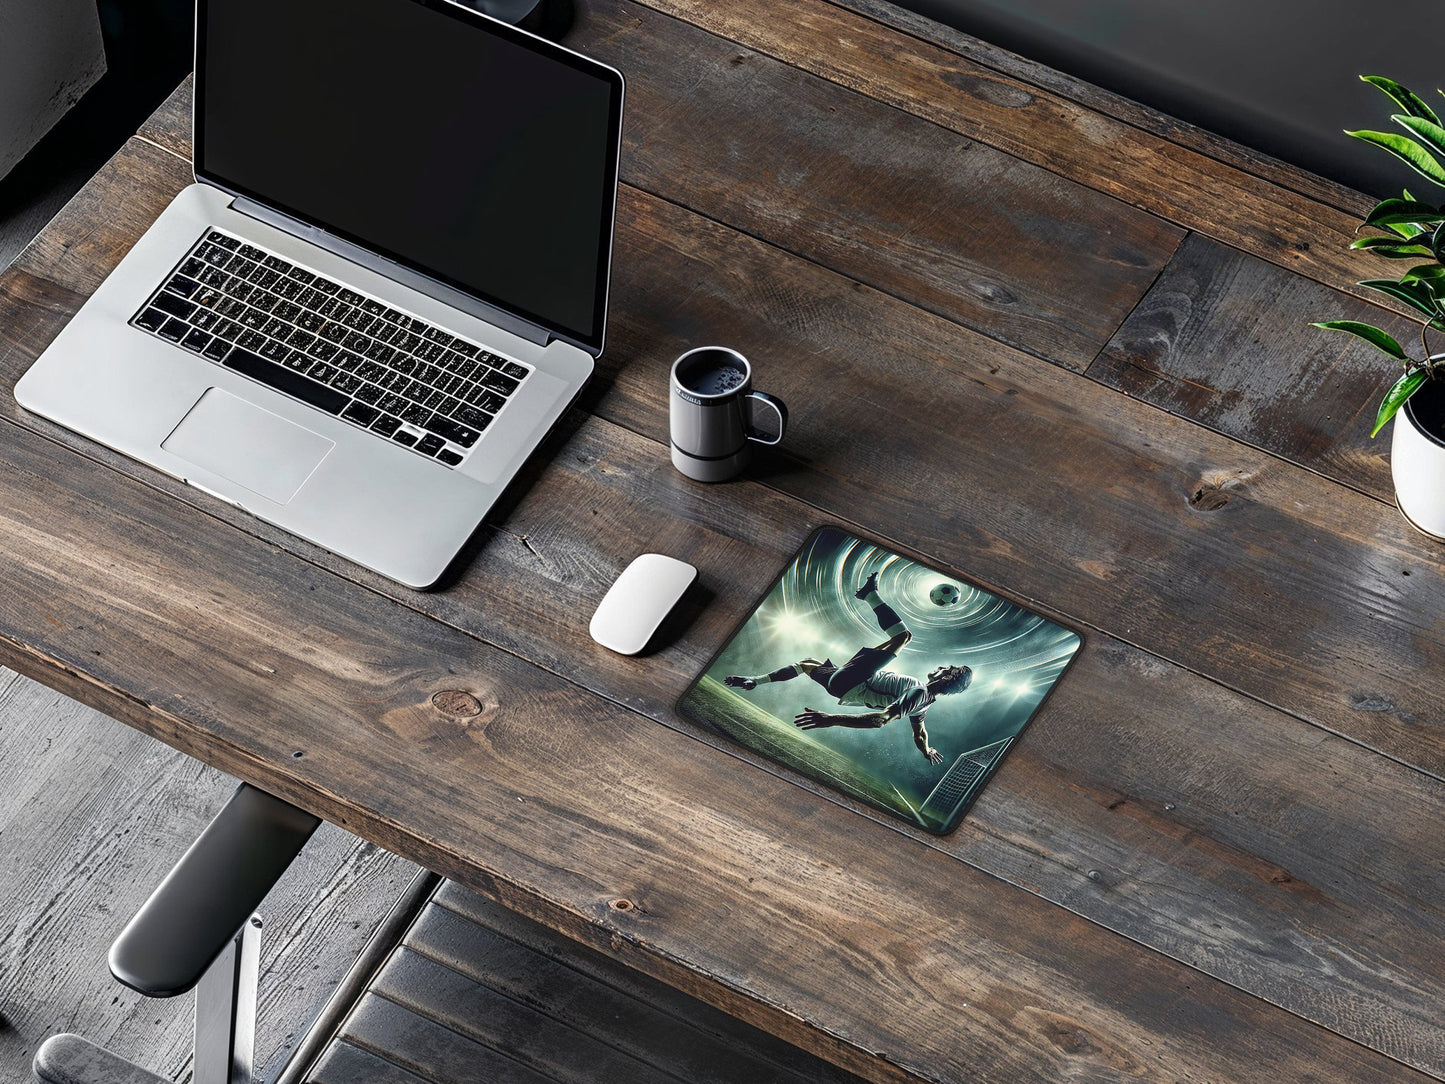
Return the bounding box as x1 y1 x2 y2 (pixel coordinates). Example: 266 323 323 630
15 0 625 589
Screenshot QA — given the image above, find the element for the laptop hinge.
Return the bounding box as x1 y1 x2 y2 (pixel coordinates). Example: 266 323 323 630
230 197 551 348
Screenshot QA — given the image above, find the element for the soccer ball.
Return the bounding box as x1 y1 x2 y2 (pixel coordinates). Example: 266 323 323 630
930 582 961 606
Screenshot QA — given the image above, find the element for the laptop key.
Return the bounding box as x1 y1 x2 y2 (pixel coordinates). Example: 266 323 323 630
501 361 529 381
181 329 213 353
260 339 291 362
453 404 493 431
393 430 419 447
223 347 347 415
202 338 231 362
166 276 200 298
342 401 380 426
355 383 384 405
436 448 464 467
479 368 519 395
422 414 480 448
415 433 445 456
152 292 197 320
134 307 168 332
401 404 431 426
331 372 364 394
158 317 189 342
370 413 402 437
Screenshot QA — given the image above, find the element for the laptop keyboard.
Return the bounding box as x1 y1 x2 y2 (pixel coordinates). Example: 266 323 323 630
129 230 533 469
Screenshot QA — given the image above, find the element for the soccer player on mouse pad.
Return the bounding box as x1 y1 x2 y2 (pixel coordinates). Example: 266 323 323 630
679 527 1082 835
723 571 972 763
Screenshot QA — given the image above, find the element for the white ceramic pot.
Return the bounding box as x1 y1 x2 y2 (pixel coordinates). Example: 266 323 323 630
1391 372 1445 540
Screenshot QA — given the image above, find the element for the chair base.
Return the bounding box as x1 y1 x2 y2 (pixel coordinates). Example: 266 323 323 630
33 1035 168 1084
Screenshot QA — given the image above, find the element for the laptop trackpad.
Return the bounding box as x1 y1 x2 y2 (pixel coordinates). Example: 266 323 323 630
162 388 334 505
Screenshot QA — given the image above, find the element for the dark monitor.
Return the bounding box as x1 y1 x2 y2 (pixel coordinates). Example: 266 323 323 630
197 0 624 354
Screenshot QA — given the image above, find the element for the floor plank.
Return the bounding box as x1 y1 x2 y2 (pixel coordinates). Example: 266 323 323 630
302 883 867 1084
0 666 419 1084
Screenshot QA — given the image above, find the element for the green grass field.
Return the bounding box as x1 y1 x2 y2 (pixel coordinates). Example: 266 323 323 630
681 676 933 828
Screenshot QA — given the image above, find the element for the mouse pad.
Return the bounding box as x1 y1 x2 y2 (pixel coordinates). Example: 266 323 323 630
678 527 1082 835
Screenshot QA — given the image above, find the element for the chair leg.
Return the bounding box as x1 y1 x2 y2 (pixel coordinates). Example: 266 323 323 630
193 915 262 1084
32 1034 169 1084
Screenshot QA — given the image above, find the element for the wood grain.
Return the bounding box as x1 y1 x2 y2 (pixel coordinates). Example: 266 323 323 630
829 0 1375 217
429 883 863 1084
0 376 1429 1084
3 136 1445 1074
626 0 1411 319
1088 233 1404 500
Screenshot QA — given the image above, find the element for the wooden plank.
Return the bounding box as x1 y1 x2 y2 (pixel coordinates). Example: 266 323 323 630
572 0 1180 369
337 995 555 1084
0 385 1428 1083
308 1040 431 1084
3 138 1445 1075
1087 233 1401 500
374 947 699 1084
0 666 419 1083
828 0 1375 218
619 0 1411 321
414 894 857 1084
134 3 1183 376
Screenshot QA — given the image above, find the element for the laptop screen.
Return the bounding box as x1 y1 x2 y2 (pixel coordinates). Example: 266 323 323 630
196 0 623 354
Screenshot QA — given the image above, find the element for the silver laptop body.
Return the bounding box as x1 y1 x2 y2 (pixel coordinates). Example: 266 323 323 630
16 0 624 589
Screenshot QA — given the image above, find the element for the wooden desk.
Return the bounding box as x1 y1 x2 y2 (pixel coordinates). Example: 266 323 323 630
2 2 1442 1081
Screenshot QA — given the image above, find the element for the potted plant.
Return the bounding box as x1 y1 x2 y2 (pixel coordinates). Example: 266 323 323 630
1314 75 1445 539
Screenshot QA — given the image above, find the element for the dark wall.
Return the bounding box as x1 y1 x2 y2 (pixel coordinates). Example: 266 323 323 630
905 0 1445 198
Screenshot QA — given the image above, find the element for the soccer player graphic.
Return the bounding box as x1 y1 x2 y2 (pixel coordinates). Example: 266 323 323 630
724 572 973 763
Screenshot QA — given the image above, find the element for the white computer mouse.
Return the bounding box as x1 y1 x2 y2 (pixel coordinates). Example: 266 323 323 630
589 553 698 655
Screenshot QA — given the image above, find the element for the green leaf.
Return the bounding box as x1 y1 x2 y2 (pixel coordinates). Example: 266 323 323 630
1346 129 1445 186
1311 320 1409 359
1362 75 1441 125
1399 263 1445 285
1372 368 1429 437
1396 114 1445 161
1434 221 1445 263
1364 197 1445 227
1350 234 1435 257
1357 277 1443 319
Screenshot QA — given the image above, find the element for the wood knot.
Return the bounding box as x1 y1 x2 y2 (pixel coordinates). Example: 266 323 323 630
431 690 483 717
1188 483 1231 511
1187 469 1251 512
609 898 635 913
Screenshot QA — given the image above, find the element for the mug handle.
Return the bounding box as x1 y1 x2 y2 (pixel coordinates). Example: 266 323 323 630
745 391 788 445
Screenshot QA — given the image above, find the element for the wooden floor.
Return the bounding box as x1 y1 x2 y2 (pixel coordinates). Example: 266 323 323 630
297 881 868 1084
0 665 419 1083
